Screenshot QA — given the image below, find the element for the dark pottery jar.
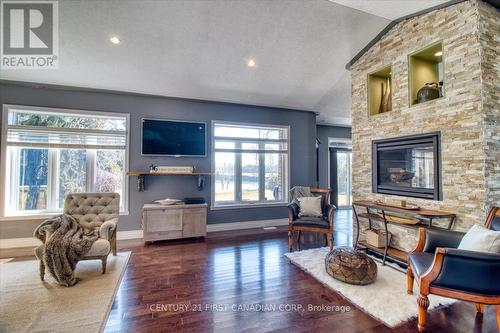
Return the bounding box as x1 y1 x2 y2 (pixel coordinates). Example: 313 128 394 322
417 82 440 103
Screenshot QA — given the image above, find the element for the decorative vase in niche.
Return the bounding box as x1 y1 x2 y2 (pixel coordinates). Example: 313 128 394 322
378 82 384 114
417 82 440 103
378 78 391 113
383 77 392 112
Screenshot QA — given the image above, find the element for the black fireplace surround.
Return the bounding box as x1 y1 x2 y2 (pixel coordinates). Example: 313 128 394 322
372 132 442 200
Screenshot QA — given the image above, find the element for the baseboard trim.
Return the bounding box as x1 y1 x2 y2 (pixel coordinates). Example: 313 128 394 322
117 230 143 240
0 237 41 249
115 219 288 239
207 218 288 232
0 218 289 248
0 230 144 248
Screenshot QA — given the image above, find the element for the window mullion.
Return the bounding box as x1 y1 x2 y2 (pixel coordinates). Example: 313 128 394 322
49 149 58 211
258 143 265 202
87 150 96 192
282 153 288 202
10 148 19 213
235 142 242 202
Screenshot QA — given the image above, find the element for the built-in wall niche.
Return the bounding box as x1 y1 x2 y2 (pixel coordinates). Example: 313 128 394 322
368 65 392 116
409 41 444 106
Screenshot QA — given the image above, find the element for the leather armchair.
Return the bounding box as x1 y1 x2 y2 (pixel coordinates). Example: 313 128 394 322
407 207 500 332
287 188 335 252
35 193 120 278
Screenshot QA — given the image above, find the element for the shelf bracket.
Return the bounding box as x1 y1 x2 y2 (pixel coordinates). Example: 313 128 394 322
137 175 145 192
197 175 204 191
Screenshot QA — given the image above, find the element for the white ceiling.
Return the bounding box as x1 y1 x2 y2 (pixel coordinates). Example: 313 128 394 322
0 0 448 126
329 0 449 20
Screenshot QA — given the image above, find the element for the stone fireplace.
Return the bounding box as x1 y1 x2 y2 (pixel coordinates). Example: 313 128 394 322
372 132 441 201
350 0 499 252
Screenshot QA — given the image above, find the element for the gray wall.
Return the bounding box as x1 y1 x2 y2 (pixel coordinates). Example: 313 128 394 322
0 81 317 238
316 125 351 189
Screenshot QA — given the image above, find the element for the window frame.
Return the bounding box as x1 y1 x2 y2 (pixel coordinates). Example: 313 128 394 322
211 120 290 210
0 104 130 220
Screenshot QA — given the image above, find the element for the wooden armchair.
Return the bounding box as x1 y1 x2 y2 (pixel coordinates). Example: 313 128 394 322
287 188 335 252
407 207 500 332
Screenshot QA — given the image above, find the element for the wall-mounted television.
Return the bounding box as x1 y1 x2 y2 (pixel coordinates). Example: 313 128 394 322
141 118 206 157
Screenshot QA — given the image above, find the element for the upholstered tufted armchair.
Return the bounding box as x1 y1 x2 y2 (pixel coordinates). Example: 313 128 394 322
35 193 120 277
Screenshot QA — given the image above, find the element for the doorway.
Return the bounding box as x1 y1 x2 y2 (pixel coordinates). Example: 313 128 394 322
329 148 352 209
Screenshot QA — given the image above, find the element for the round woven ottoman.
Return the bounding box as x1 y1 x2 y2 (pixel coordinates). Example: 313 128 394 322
325 247 377 285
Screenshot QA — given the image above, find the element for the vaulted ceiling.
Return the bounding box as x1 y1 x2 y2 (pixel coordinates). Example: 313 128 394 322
0 0 449 126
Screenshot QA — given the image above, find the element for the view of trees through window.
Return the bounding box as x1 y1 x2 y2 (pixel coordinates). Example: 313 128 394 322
95 150 125 196
57 149 87 208
5 108 127 215
18 148 48 211
213 123 288 205
11 111 125 131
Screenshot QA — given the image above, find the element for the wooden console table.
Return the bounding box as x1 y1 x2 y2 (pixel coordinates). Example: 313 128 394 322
352 200 456 266
142 203 207 243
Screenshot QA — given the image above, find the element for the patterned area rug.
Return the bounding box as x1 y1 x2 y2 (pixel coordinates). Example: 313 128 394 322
0 252 130 333
284 247 455 328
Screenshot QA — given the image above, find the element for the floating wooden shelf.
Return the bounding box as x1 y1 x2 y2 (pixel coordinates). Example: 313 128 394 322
368 64 392 116
127 171 212 177
409 41 444 106
127 171 212 191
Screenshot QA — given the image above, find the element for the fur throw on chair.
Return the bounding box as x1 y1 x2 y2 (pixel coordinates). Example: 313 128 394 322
34 214 98 286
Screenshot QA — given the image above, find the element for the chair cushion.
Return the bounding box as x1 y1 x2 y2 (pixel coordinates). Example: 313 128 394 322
458 224 500 253
35 239 110 258
409 252 434 277
298 196 322 217
291 217 329 229
84 239 111 257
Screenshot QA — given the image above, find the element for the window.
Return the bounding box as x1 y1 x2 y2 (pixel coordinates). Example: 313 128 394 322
1 105 129 217
212 122 289 208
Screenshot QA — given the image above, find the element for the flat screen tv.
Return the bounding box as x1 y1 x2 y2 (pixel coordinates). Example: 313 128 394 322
141 118 206 157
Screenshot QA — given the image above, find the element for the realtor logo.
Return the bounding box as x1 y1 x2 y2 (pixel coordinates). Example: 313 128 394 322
1 0 58 69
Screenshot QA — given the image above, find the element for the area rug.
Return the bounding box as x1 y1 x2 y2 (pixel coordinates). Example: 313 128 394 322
284 247 456 328
0 252 130 333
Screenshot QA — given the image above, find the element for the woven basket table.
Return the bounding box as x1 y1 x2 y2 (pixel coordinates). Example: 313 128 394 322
325 247 377 285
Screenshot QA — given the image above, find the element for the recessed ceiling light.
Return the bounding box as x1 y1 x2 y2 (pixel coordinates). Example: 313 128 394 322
110 36 121 45
434 51 443 56
247 59 256 67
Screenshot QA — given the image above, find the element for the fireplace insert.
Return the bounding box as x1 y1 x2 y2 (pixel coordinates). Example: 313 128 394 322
372 132 442 200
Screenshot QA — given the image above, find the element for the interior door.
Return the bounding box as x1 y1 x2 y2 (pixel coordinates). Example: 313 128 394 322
329 148 352 209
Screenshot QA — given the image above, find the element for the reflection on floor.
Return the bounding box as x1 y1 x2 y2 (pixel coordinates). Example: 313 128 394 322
104 209 496 333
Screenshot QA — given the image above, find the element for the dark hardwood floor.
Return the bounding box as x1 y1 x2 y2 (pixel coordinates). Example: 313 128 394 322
104 210 496 333
1 210 496 332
